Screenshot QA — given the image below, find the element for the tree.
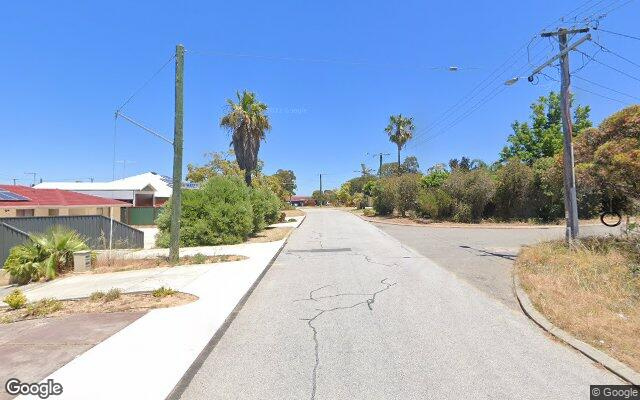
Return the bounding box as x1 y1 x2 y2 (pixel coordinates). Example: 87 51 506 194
385 114 415 170
448 157 485 171
402 156 420 174
273 169 297 200
186 151 243 183
500 91 591 165
573 105 640 212
220 90 271 186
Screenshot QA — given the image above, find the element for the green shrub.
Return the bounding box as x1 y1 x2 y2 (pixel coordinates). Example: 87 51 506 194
452 202 473 223
3 244 43 284
3 227 89 284
3 289 27 309
156 176 254 246
421 170 449 188
191 253 207 264
89 291 105 301
393 174 421 217
363 208 376 217
352 192 366 209
417 188 453 220
249 187 282 233
104 288 122 302
443 169 495 221
494 158 535 220
152 286 176 298
372 180 395 216
25 298 62 317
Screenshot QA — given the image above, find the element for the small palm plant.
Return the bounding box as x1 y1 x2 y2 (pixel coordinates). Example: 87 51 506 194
385 114 415 172
220 90 271 186
4 226 89 283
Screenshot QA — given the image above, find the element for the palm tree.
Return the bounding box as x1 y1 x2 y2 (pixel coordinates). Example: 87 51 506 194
220 90 271 186
385 114 415 172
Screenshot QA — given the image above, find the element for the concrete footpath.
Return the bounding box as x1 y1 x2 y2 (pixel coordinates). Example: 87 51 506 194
15 216 303 400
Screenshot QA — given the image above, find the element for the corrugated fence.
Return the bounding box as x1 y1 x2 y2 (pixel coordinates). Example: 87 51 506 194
0 216 143 266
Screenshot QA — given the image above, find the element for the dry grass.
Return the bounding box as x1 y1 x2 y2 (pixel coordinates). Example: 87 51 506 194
516 235 640 371
284 209 305 217
92 254 247 274
246 227 292 243
0 291 196 324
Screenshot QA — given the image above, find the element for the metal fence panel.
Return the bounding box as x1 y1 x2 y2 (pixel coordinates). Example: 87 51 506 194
0 216 143 265
0 223 30 267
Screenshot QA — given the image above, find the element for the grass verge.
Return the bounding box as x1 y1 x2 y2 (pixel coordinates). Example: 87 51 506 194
516 235 640 372
1 290 196 324
92 254 247 274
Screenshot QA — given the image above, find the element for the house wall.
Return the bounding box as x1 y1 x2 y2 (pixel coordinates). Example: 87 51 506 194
0 206 123 221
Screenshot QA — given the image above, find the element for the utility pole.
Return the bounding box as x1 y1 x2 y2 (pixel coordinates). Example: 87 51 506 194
319 173 323 207
11 178 19 185
532 27 590 242
368 153 390 177
169 44 184 263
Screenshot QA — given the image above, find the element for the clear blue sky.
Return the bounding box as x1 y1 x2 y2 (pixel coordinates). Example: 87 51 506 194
1 1 639 195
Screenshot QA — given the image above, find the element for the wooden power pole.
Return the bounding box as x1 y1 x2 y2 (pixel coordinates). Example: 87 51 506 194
532 28 590 242
319 173 323 207
169 44 185 263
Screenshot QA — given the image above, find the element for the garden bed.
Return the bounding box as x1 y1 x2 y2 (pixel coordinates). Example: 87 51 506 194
516 235 640 372
92 254 247 274
1 290 197 324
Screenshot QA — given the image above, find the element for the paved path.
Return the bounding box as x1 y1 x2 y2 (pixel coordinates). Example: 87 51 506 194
178 208 620 400
0 312 143 400
374 222 618 309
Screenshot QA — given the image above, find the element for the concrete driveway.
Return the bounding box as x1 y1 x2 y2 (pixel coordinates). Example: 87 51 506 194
374 222 618 309
176 208 620 400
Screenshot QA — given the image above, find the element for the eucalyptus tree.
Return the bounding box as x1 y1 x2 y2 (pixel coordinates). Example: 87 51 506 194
220 90 271 186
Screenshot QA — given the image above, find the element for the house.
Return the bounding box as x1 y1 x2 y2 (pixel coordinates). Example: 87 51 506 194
289 196 316 207
0 185 131 221
35 172 197 207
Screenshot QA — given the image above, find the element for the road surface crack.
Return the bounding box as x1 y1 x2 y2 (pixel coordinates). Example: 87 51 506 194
297 278 396 400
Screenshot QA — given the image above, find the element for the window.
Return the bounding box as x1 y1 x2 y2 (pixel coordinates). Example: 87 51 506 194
48 209 59 216
16 209 34 217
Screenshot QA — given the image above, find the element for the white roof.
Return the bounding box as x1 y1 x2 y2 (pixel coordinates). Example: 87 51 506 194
36 172 186 198
36 175 159 194
109 172 173 198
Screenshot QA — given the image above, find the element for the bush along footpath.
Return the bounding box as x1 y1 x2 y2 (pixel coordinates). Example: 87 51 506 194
156 175 284 247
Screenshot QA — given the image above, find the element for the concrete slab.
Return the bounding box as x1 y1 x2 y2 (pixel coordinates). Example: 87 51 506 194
0 312 143 400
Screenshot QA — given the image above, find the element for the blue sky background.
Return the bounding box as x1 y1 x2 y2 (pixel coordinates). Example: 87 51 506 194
1 0 639 195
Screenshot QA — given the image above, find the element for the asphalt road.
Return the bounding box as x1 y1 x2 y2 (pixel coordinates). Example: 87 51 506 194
178 208 620 400
374 222 618 310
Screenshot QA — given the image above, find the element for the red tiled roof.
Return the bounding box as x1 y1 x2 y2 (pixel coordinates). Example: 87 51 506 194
0 185 131 208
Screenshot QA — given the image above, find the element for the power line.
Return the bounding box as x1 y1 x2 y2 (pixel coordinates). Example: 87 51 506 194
408 41 558 149
593 26 640 41
407 0 605 146
575 48 640 82
189 50 480 72
540 72 629 104
573 74 640 100
116 52 176 113
591 40 640 69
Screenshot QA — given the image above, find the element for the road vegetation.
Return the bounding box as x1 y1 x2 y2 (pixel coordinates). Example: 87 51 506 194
516 229 640 371
330 94 639 225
